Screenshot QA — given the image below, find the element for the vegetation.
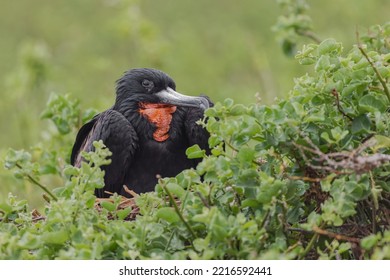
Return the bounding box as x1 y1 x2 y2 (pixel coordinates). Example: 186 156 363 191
0 1 389 259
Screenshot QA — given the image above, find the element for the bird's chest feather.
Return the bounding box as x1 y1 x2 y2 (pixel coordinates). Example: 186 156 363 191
138 102 177 142
126 133 193 193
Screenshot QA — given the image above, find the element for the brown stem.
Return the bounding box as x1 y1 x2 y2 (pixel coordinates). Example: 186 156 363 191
312 225 360 243
331 89 353 121
356 32 390 103
296 29 322 44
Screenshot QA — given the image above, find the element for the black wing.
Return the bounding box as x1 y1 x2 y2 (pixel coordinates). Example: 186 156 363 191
71 114 99 166
184 95 213 154
71 110 138 198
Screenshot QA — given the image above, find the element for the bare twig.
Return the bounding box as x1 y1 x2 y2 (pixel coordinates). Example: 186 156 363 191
195 191 210 208
312 225 361 243
294 137 390 175
287 227 312 234
287 175 323 182
95 196 139 220
123 185 139 197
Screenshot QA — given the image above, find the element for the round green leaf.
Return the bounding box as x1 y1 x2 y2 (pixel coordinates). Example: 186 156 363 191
351 114 371 135
41 230 68 245
165 183 185 199
186 144 205 159
359 94 387 113
156 207 180 223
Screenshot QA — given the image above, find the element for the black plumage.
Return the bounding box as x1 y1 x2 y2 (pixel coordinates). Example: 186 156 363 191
71 68 211 198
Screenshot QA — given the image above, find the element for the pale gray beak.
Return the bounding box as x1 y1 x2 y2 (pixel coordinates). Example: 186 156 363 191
154 87 209 110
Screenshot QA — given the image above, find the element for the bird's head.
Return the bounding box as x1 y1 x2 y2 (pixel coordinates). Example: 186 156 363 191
114 68 209 110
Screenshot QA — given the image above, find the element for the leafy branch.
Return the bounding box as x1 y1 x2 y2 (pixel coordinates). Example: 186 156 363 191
356 31 390 103
15 163 58 201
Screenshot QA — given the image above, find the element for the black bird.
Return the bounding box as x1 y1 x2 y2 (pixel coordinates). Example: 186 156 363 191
71 68 211 198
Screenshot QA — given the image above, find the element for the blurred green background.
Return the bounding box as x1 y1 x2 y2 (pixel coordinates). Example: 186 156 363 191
0 0 389 206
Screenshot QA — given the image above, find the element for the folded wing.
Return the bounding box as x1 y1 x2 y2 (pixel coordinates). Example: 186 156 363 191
71 110 138 197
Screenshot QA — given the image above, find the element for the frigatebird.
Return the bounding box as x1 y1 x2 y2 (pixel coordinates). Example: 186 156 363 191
71 68 212 198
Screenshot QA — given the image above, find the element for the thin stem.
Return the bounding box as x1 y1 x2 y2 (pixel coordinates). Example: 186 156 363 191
356 32 390 103
296 29 322 44
312 225 360 243
331 89 353 121
224 140 238 153
369 171 377 234
163 184 197 240
259 209 270 229
16 163 58 202
299 231 319 260
165 230 176 252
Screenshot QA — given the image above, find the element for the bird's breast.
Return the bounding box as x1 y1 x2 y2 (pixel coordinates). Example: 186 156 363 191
138 102 177 142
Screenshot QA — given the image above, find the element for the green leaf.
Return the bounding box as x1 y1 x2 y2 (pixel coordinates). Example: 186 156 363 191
186 144 206 159
193 237 210 251
4 149 32 170
317 38 341 55
299 57 316 65
330 127 349 142
205 107 217 117
41 230 69 245
63 165 80 176
315 55 331 72
361 234 381 250
156 207 180 223
257 175 285 204
0 203 13 213
321 132 334 143
359 94 387 113
18 232 41 249
351 114 371 135
371 135 390 152
117 208 132 220
237 169 259 188
224 98 234 108
208 134 222 148
237 147 255 164
165 183 185 199
241 199 260 208
305 107 325 122
100 201 116 212
230 104 246 116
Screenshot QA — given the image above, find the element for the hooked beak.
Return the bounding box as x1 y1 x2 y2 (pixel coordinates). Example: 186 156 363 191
154 87 209 110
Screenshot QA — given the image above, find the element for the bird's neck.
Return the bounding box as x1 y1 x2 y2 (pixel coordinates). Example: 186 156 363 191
138 102 177 142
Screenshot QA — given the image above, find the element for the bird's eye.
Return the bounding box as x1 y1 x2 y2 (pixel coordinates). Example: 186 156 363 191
141 79 154 89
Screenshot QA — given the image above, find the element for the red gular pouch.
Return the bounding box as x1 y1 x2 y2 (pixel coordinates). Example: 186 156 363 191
138 102 177 142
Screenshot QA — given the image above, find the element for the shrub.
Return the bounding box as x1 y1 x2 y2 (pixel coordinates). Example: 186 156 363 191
1 22 389 260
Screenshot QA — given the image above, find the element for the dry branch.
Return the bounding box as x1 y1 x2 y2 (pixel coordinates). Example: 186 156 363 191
294 137 390 175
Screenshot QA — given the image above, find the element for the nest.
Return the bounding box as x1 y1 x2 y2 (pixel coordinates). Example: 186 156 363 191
94 186 140 221
29 186 141 222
